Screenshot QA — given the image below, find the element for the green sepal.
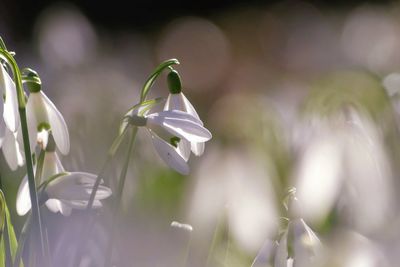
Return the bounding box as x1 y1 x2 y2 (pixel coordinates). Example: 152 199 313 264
167 70 182 94
170 136 181 147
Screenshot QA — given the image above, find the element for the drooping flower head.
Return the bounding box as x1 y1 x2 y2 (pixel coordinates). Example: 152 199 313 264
16 135 111 216
0 62 24 170
128 106 212 175
24 69 69 154
164 69 206 157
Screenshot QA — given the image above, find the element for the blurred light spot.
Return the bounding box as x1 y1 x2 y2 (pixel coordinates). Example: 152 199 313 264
281 2 340 73
383 72 400 97
341 6 400 73
295 130 344 225
36 4 97 67
156 17 231 91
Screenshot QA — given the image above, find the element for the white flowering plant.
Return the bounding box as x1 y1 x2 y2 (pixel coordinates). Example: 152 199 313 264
0 37 212 267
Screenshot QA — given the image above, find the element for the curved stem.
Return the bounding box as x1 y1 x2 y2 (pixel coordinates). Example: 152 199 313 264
140 58 179 102
103 127 137 267
0 48 45 263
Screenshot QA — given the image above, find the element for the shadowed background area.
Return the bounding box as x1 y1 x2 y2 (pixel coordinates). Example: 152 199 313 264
1 0 400 266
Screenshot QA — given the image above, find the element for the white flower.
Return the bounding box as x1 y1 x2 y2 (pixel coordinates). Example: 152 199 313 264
295 110 393 233
164 92 206 157
275 219 321 267
16 151 111 216
26 90 69 154
0 125 24 170
0 63 19 132
144 109 211 175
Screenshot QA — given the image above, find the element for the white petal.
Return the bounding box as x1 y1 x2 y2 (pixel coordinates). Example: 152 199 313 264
42 151 63 184
41 91 70 155
191 142 205 156
0 64 19 132
26 93 38 152
181 93 202 121
46 199 72 216
177 138 191 161
16 176 32 216
163 118 211 143
45 199 61 213
148 110 202 125
164 93 186 111
58 200 72 216
151 133 189 175
64 199 102 209
46 172 111 201
2 127 24 170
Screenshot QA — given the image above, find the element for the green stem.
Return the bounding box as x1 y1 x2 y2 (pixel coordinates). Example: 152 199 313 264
0 174 12 267
13 213 31 267
103 127 138 267
0 48 45 263
206 214 225 267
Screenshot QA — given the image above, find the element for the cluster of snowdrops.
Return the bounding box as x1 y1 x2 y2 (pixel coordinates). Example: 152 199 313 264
0 38 212 266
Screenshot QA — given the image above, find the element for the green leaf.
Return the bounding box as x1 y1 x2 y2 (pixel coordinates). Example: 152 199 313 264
0 191 24 267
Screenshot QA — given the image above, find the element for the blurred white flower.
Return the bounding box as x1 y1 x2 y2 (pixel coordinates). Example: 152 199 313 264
16 142 110 216
17 171 111 216
0 63 19 132
274 218 321 267
130 109 211 175
295 110 393 233
26 90 70 154
189 147 277 254
321 230 388 267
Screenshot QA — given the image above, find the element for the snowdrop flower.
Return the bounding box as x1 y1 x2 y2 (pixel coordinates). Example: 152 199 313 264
17 171 111 216
0 125 24 170
25 70 69 154
0 62 19 132
129 107 211 175
164 70 206 158
274 218 321 267
189 147 277 254
16 138 110 216
295 109 393 233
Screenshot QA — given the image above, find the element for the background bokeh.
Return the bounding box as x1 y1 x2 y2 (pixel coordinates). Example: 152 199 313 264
2 0 400 266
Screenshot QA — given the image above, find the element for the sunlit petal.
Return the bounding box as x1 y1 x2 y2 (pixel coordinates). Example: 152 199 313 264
2 127 24 170
163 118 211 142
191 142 205 156
151 133 189 175
41 91 70 154
0 64 19 132
177 138 191 161
16 176 31 216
